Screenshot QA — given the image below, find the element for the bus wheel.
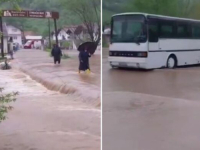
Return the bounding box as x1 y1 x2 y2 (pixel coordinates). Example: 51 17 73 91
167 55 177 69
110 65 117 69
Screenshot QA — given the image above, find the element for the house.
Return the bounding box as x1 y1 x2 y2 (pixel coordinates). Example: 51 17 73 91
52 24 100 41
103 27 111 47
51 24 100 49
52 25 77 41
51 25 79 49
73 24 99 41
6 24 22 46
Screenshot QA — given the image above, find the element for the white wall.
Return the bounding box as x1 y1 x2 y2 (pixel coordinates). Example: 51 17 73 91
7 25 22 45
3 38 8 53
7 25 21 35
12 35 22 46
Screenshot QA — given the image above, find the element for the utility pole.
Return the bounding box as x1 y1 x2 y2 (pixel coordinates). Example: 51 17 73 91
21 23 25 44
48 19 51 48
0 17 4 58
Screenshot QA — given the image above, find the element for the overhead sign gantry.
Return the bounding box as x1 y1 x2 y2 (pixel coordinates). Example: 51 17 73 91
1 10 59 57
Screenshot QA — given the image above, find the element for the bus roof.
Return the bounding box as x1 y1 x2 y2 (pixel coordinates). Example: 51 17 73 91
112 12 200 23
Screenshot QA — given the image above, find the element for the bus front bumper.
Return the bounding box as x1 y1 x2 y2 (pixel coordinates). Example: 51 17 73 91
108 57 148 69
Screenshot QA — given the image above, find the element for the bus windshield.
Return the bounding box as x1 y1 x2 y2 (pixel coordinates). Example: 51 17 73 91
111 15 147 43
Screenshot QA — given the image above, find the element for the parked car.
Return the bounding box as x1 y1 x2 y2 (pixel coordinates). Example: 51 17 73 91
24 40 34 49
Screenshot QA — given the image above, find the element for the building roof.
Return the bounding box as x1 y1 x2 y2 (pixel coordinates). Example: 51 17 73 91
51 25 78 36
26 36 42 40
63 25 78 33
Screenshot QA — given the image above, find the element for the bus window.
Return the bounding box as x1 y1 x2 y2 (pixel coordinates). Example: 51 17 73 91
192 24 200 39
111 15 147 43
113 21 122 37
177 23 190 38
159 20 176 38
160 25 173 38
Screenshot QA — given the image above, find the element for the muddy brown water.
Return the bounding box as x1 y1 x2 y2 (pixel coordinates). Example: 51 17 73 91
0 70 100 150
13 50 101 105
103 48 200 150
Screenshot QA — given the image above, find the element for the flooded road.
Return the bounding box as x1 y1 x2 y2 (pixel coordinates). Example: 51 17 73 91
13 49 100 104
0 70 100 150
103 48 200 150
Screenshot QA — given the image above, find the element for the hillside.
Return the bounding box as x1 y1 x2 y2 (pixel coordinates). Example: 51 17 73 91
103 0 200 26
103 0 130 25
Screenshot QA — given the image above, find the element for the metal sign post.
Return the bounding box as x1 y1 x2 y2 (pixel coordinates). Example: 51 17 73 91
54 19 58 46
0 17 4 58
48 19 51 48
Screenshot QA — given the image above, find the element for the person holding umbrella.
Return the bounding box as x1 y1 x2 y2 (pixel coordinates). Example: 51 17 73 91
51 44 62 64
79 46 91 74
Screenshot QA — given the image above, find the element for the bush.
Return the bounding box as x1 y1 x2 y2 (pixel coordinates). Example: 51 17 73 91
45 48 51 52
0 88 18 122
62 41 71 49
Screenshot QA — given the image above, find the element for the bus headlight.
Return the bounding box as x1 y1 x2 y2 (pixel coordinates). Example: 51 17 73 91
137 52 147 57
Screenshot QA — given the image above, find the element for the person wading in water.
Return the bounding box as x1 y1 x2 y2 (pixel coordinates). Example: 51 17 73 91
79 47 91 74
51 44 62 64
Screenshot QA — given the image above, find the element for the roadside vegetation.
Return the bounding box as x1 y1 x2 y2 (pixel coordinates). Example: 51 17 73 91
0 88 18 122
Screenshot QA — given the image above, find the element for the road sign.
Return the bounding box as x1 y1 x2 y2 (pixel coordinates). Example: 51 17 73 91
2 10 59 19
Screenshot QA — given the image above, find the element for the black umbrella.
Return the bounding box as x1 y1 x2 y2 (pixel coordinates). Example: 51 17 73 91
77 42 97 55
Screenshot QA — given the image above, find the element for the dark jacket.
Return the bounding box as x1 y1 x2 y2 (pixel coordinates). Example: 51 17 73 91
79 51 91 71
51 46 62 59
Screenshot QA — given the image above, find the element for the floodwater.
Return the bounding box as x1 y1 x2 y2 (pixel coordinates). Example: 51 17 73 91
13 49 101 104
103 48 200 150
0 69 100 150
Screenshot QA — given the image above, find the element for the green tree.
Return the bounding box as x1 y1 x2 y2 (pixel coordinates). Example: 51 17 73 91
191 3 200 19
126 0 179 16
103 0 200 25
1 0 82 37
63 0 101 44
0 0 20 10
103 0 130 25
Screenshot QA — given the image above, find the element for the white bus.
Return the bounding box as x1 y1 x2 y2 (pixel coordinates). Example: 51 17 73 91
109 13 200 69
